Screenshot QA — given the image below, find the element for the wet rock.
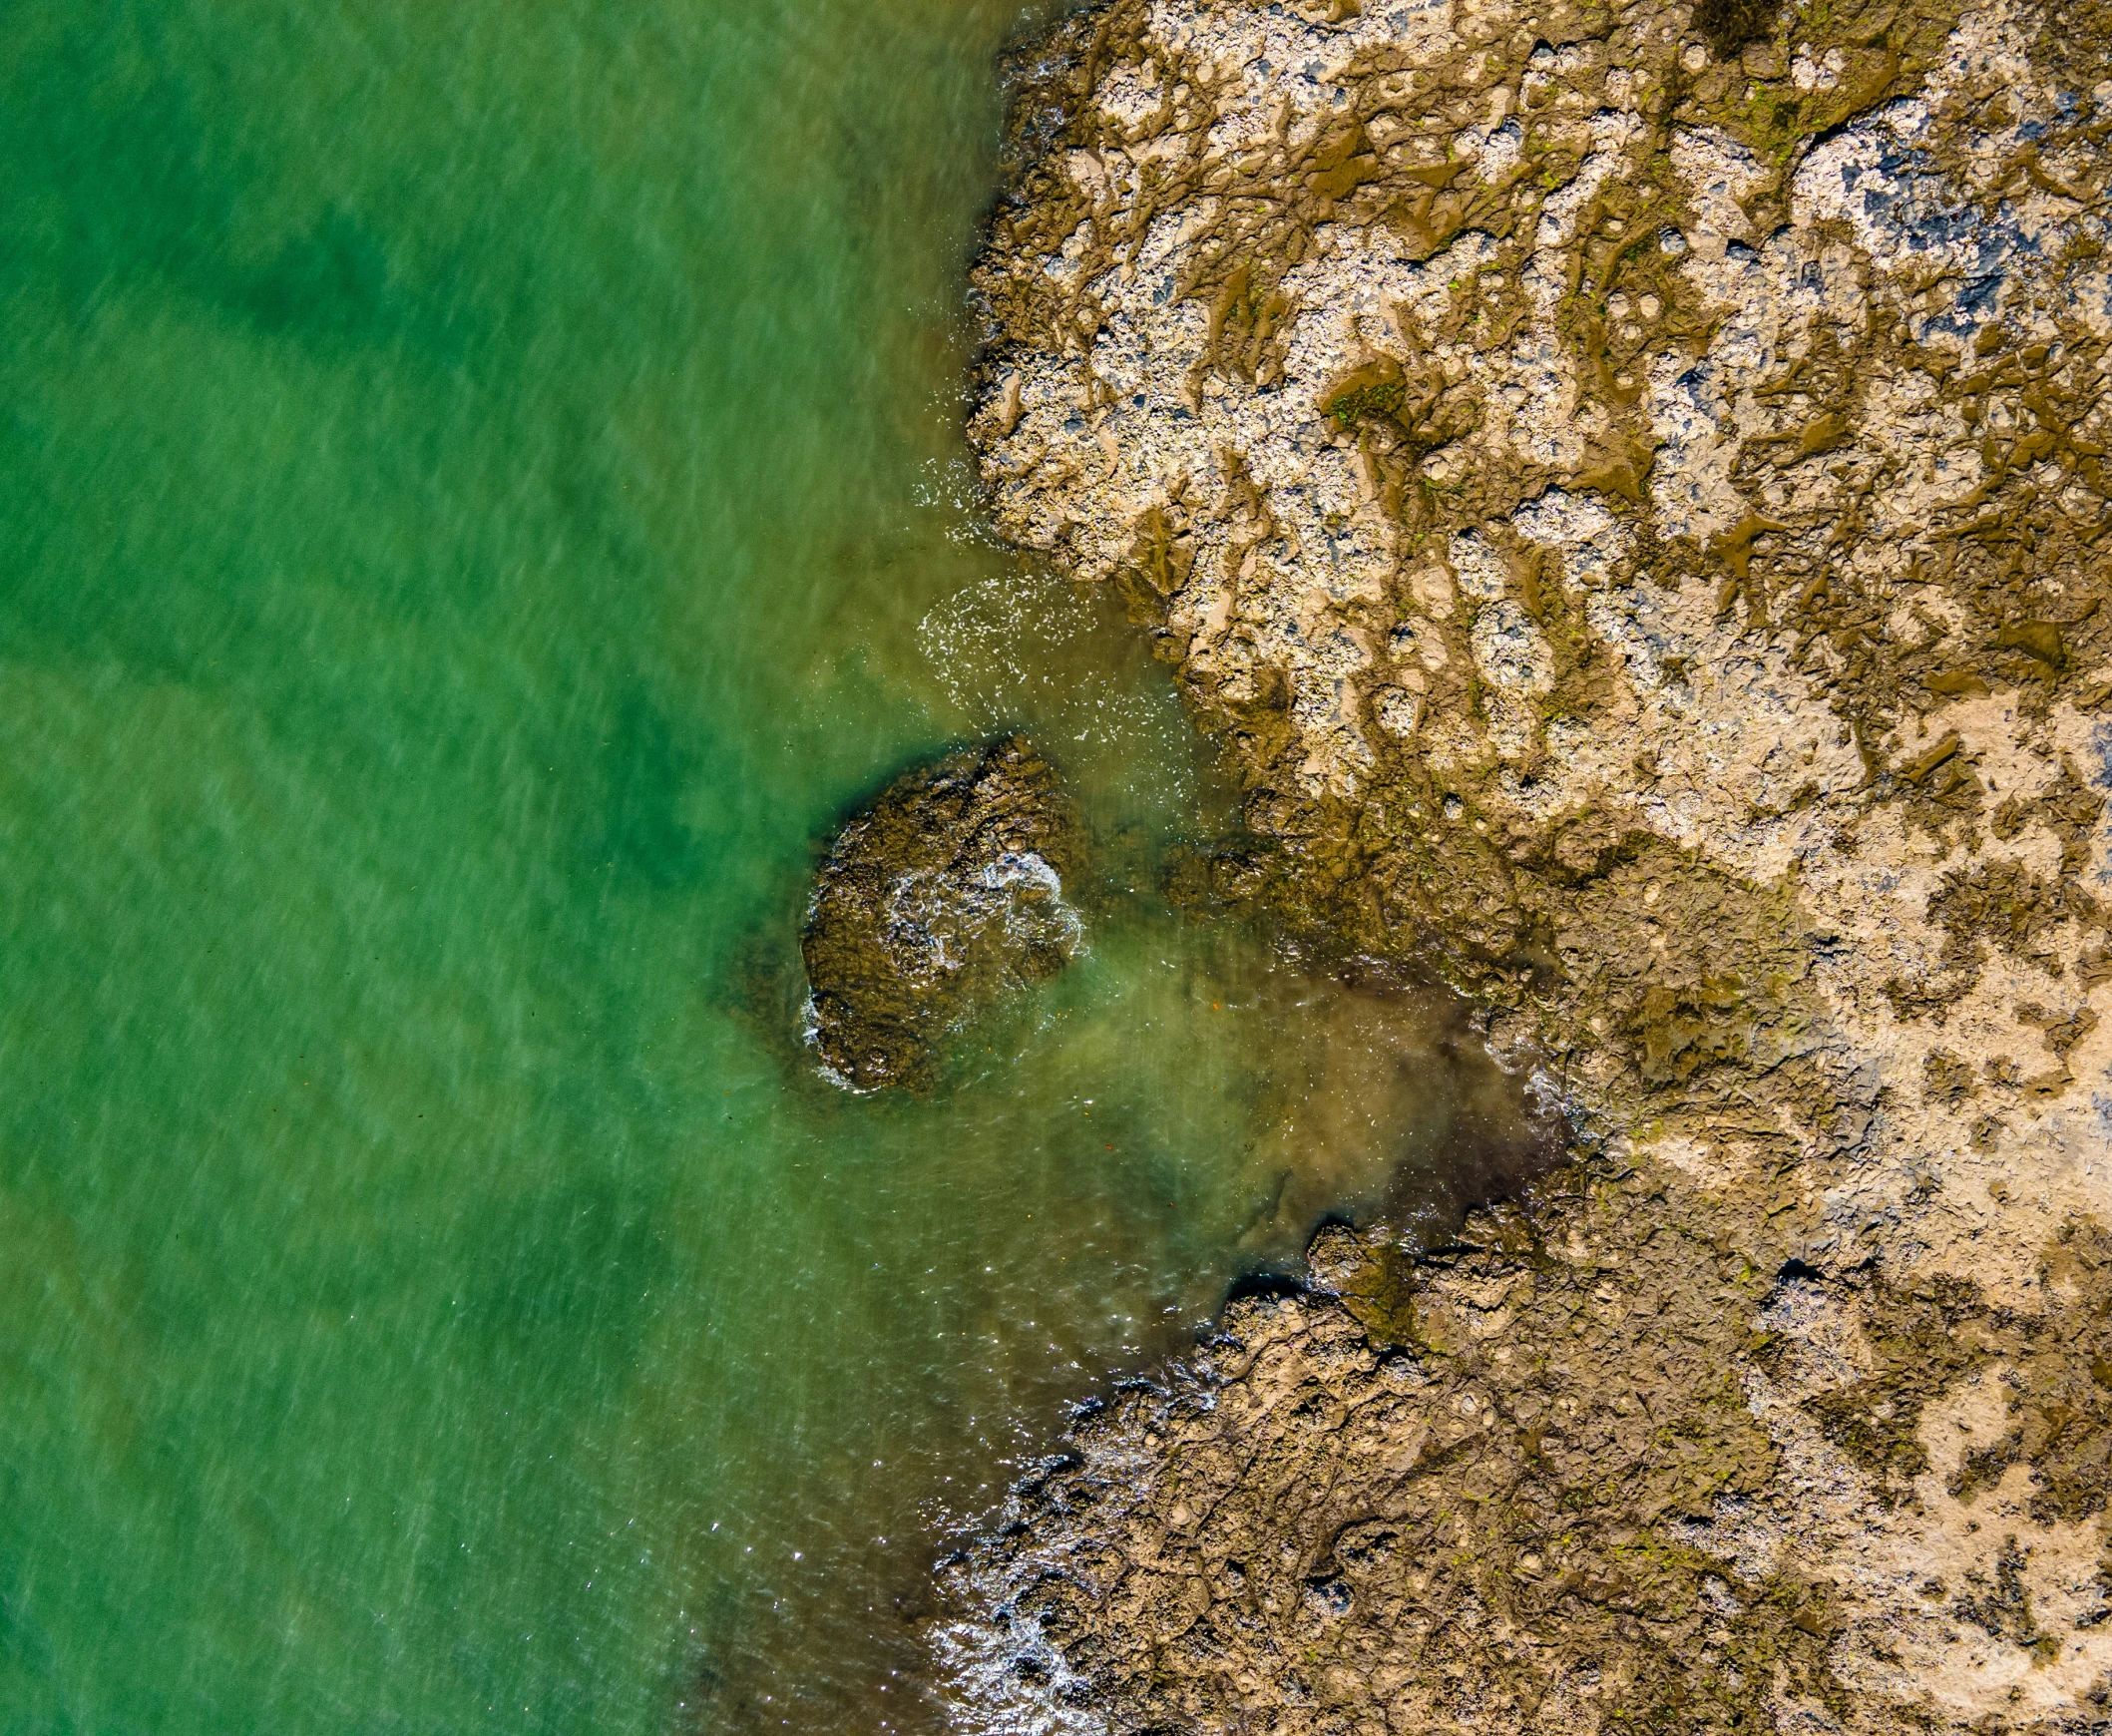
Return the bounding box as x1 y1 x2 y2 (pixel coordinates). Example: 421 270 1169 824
800 734 1082 1090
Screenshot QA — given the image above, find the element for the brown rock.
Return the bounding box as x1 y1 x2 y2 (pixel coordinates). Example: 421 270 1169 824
800 735 1081 1091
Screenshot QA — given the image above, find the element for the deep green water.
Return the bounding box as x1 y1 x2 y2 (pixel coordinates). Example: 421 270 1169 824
0 5 1541 1732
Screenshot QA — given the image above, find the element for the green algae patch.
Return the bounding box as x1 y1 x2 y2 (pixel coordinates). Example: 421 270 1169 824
1321 357 1409 431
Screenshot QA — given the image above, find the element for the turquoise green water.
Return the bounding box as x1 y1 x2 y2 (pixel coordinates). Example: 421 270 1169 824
0 5 1541 1732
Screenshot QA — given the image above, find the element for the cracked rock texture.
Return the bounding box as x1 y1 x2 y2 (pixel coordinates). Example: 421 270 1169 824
930 0 2112 1726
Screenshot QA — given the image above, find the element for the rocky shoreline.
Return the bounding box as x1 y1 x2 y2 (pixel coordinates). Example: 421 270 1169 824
928 0 2112 1727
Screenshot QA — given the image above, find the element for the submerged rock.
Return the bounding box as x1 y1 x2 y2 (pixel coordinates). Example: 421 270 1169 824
801 734 1082 1090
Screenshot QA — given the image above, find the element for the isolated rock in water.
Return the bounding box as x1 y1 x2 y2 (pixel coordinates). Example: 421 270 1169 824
801 734 1082 1090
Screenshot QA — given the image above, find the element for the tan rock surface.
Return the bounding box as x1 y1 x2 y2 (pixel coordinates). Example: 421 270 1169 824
932 0 2112 1727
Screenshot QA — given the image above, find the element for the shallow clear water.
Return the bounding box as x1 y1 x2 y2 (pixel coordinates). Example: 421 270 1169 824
0 5 1541 1732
